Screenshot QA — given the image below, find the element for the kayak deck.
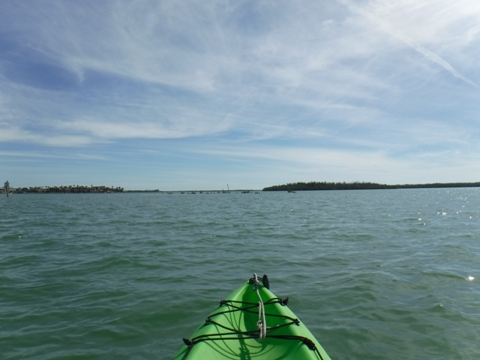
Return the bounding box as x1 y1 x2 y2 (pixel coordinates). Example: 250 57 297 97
174 275 331 360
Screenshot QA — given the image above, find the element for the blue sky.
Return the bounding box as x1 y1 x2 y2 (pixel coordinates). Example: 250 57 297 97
1 0 480 190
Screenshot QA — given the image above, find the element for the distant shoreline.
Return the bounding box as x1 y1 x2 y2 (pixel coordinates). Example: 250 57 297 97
1 185 125 194
262 181 480 191
0 186 259 194
3 182 480 194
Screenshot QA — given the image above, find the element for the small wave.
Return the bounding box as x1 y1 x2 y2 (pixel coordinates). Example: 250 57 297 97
422 271 466 281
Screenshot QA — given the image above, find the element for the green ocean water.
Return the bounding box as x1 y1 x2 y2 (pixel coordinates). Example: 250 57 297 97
1 189 479 359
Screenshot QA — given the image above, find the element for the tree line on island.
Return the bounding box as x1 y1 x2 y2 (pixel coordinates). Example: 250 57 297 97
5 185 125 194
262 181 480 191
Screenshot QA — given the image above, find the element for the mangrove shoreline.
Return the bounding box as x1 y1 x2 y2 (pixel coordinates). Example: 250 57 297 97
262 181 480 191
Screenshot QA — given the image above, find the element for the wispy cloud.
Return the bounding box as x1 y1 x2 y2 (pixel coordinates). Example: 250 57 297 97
0 126 94 147
338 0 478 88
0 150 107 161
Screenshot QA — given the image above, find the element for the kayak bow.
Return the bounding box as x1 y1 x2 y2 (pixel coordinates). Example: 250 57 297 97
174 274 331 360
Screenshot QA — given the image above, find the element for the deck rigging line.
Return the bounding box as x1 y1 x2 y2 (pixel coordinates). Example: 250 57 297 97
181 275 324 360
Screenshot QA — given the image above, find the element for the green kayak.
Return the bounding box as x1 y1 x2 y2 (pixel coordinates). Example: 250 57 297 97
174 274 331 360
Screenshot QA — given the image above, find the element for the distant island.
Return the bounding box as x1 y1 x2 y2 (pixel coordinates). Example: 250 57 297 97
263 181 480 191
2 185 125 194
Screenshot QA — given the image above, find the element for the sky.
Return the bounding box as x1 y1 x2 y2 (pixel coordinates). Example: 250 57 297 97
1 0 480 190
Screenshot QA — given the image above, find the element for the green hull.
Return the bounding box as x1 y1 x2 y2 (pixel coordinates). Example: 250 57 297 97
174 277 331 360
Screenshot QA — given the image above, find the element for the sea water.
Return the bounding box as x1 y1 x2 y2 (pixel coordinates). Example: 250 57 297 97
1 189 479 359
